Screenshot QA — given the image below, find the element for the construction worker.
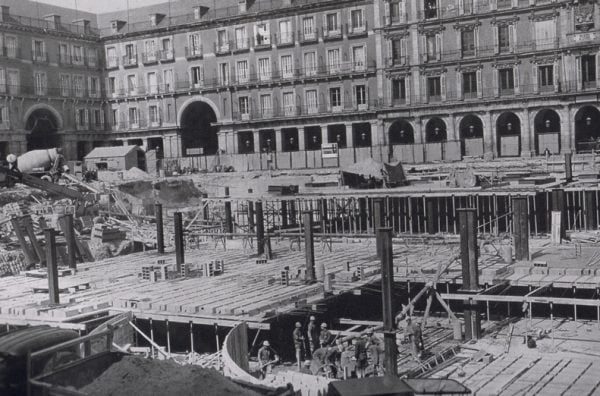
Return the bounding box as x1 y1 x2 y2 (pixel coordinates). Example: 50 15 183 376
319 323 332 347
306 316 318 354
353 336 369 378
293 322 304 370
310 346 337 377
367 329 383 376
257 340 278 379
404 317 424 360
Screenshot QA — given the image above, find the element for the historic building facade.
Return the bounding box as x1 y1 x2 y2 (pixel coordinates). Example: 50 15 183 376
0 0 599 164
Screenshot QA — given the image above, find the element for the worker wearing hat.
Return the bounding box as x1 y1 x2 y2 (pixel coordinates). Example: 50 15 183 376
257 340 278 379
306 315 319 355
319 322 333 348
293 322 305 370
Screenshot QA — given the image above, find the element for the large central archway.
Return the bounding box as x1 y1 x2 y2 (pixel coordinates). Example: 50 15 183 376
575 106 600 153
389 119 415 145
180 100 219 156
459 114 484 157
496 112 521 157
534 109 560 155
25 108 60 151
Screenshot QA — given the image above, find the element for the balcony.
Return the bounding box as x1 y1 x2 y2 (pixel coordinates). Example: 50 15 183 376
159 49 174 62
106 56 119 69
185 45 203 59
386 56 408 67
122 54 138 68
71 56 86 67
322 27 342 41
142 51 159 65
299 30 318 44
253 36 272 50
497 0 512 9
276 32 295 47
214 41 231 55
58 54 71 66
232 38 251 53
347 21 368 37
32 51 48 63
386 13 407 25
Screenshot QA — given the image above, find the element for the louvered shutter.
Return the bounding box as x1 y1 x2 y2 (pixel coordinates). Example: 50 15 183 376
400 38 407 65
457 71 463 100
493 26 499 54
476 69 483 98
532 64 539 94
441 74 447 101
553 60 560 92
384 2 390 25
509 25 516 53
406 74 411 104
436 33 442 61
576 56 582 91
514 66 520 94
494 69 500 97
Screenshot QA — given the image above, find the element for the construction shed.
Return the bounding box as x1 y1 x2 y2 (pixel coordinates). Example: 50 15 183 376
340 158 407 189
84 146 146 172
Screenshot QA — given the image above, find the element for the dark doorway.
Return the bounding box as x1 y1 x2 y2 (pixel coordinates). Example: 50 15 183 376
425 117 447 143
575 106 600 152
352 123 372 147
459 114 484 157
389 119 415 144
282 128 299 152
327 124 347 148
304 126 322 150
496 112 521 157
26 109 60 151
148 137 164 158
534 109 561 155
259 129 276 153
237 131 254 154
180 101 219 156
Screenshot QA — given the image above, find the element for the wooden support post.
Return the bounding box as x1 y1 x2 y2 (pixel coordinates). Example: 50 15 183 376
224 200 233 238
379 227 397 377
23 216 45 266
551 189 566 240
62 214 77 269
304 211 317 282
174 212 184 273
202 194 210 221
320 199 328 233
565 152 573 182
459 208 480 340
373 198 385 259
11 217 37 267
289 201 297 226
155 203 164 254
358 198 367 232
44 228 60 306
512 196 530 261
190 321 194 353
150 318 155 357
585 191 597 231
426 198 436 235
247 201 255 232
166 319 171 355
255 202 265 255
281 201 288 229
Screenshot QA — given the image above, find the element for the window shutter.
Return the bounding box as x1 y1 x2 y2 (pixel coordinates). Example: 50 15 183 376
459 0 464 15
400 38 407 65
532 65 539 94
596 53 600 85
87 77 92 96
441 74 447 101
0 34 4 53
406 74 411 104
456 71 463 100
490 0 497 10
401 1 406 22
75 108 80 127
476 69 483 98
436 33 442 61
512 0 518 7
0 69 5 94
384 2 390 25
494 69 500 97
85 109 89 126
422 75 428 103
31 40 35 59
2 106 8 124
509 24 516 53
420 35 427 62
474 27 480 57
553 60 560 92
322 14 327 35
514 66 520 94
493 26 499 54
387 39 393 65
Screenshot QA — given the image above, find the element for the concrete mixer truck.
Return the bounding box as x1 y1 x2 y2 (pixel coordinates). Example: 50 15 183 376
6 148 68 183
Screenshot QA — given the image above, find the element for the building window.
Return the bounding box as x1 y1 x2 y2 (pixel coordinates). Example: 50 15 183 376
5 36 17 58
7 70 19 95
352 46 366 71
302 16 315 40
280 55 293 79
427 76 441 100
498 25 510 53
127 74 137 94
77 109 87 128
392 78 406 104
351 9 364 30
125 44 136 61
305 89 318 114
461 29 475 57
108 77 116 95
463 71 477 98
239 96 250 117
390 2 402 23
189 33 202 56
217 30 229 51
163 69 173 92
219 63 229 85
255 23 270 46
59 43 69 64
279 20 293 44
73 75 84 97
426 34 438 61
258 58 271 81
33 40 46 62
582 54 596 88
191 66 203 86
330 87 342 110
355 85 367 107
161 38 172 59
87 49 97 67
327 48 341 74
326 13 339 32
260 94 272 117
535 19 556 50
424 0 438 19
304 52 317 76
145 40 157 60
147 72 158 94
112 109 118 127
94 109 103 127
539 65 554 91
499 68 514 94
106 46 118 67
236 60 249 83
89 76 99 97
235 27 248 49
34 72 46 95
391 38 404 64
72 45 83 64
128 107 139 127
60 74 71 96
283 92 295 116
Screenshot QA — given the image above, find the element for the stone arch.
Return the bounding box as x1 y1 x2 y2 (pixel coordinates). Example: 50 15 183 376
23 103 63 130
177 96 221 126
533 108 561 155
458 114 484 157
388 119 415 144
178 97 221 156
496 111 522 157
24 104 63 151
424 117 447 143
574 105 600 153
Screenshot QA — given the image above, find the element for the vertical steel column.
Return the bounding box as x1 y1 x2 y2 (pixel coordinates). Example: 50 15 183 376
512 196 530 261
426 198 436 234
564 152 573 182
44 228 60 306
459 209 480 340
224 200 233 237
62 214 77 269
586 191 598 230
320 199 328 233
155 203 164 254
551 189 566 239
281 201 288 229
256 201 265 255
373 198 385 258
379 227 397 377
23 216 45 266
304 211 316 283
11 217 37 266
358 198 367 232
247 201 255 232
174 212 184 273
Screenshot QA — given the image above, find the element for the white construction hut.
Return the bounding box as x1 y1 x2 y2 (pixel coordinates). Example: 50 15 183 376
84 146 146 172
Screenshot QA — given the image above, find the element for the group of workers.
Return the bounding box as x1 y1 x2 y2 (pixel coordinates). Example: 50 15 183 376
257 315 425 379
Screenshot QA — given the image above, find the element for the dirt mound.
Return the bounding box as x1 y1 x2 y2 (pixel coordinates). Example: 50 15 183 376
81 355 260 396
116 179 204 209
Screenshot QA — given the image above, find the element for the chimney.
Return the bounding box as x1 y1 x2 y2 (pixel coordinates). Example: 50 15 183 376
73 19 91 34
44 14 61 30
110 20 126 33
0 6 9 22
238 0 255 13
149 13 165 27
193 6 209 20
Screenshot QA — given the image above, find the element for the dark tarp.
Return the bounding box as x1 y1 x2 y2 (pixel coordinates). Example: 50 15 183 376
341 158 407 188
328 376 414 396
